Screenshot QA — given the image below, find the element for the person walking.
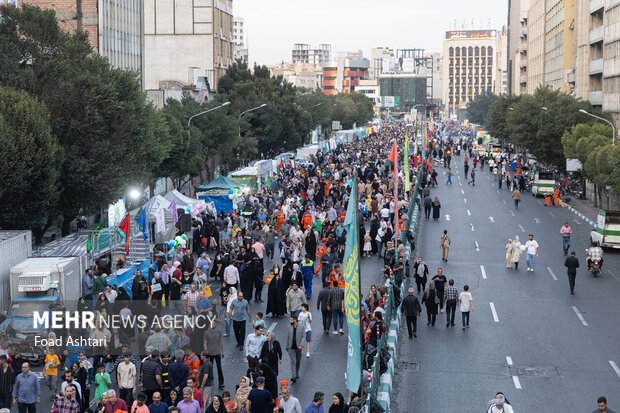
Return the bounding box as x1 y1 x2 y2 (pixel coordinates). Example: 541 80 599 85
524 234 539 272
505 239 513 268
228 292 252 350
286 316 305 383
0 355 15 409
12 363 40 413
431 268 447 313
467 168 476 186
401 287 422 338
593 396 616 413
564 251 580 295
316 281 332 334
446 168 453 185
327 281 345 335
512 188 521 209
423 195 432 219
443 279 458 327
422 283 439 327
458 285 473 330
432 197 441 220
440 230 450 262
413 257 429 294
560 221 572 256
511 236 522 270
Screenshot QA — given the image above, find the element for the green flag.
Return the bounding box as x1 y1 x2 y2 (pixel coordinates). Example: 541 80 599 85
343 178 361 393
404 133 410 192
86 218 105 253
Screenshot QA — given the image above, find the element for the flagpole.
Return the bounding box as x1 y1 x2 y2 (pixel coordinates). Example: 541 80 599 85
354 173 364 406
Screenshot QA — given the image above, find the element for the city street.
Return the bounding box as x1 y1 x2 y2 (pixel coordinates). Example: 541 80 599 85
393 152 620 411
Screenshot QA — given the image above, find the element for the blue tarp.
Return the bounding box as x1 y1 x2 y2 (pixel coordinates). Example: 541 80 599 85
107 260 151 300
199 195 233 214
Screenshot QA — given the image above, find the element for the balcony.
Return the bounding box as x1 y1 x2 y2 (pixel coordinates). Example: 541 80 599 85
520 74 527 84
590 0 604 14
588 90 603 106
589 58 603 75
589 25 604 44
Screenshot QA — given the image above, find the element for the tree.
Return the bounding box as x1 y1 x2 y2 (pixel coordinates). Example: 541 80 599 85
487 94 520 142
1 5 173 234
0 86 63 235
466 91 498 125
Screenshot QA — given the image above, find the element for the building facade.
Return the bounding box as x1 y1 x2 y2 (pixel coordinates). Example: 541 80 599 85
292 44 331 66
544 0 576 93
495 27 510 95
268 62 323 90
233 16 248 64
508 0 530 94
442 30 499 118
322 51 369 95
527 0 546 93
143 0 233 91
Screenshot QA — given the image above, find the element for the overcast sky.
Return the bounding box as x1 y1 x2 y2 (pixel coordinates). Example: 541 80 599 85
235 0 508 65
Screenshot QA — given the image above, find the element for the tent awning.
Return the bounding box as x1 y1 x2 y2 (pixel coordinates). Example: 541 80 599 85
195 176 244 192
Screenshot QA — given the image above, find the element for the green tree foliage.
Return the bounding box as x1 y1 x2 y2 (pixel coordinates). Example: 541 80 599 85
486 94 521 141
0 86 63 230
466 91 498 125
332 92 374 130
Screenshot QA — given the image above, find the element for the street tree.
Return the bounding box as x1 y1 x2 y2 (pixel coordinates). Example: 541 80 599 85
466 90 498 125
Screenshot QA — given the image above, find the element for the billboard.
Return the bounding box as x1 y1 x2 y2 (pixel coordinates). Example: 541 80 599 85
445 30 497 40
381 57 415 74
380 96 400 108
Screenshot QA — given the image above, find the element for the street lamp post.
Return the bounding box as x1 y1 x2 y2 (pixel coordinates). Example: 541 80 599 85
579 109 615 146
238 103 267 137
187 101 231 136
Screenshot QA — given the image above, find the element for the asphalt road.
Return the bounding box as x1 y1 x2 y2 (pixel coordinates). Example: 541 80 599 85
392 154 620 412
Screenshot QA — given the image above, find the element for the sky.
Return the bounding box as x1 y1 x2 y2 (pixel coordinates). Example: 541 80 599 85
234 0 509 65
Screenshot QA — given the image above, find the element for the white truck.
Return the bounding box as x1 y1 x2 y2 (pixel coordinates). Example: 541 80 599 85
0 257 82 364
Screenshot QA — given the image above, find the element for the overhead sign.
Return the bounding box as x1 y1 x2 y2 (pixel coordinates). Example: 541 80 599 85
380 96 400 108
381 57 415 74
446 30 497 40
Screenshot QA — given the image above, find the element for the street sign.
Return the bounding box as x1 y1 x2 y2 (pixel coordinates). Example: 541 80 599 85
332 121 341 130
380 96 400 108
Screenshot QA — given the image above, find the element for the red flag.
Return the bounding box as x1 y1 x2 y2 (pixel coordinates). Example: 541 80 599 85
388 144 396 163
117 213 130 255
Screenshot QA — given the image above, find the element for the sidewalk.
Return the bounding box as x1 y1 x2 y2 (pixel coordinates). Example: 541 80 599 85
564 196 599 227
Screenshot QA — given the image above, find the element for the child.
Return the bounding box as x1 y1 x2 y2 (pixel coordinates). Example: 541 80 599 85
222 391 235 413
253 312 266 329
297 303 312 358
44 347 60 396
363 234 372 257
93 363 111 401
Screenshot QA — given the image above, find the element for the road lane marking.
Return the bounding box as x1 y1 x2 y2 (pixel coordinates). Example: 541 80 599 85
509 210 515 217
534 218 541 224
489 302 499 322
546 267 558 281
480 265 487 279
503 199 507 205
475 242 480 251
464 198 467 204
512 376 522 390
461 189 465 194
467 209 471 216
572 306 588 326
488 216 495 223
573 219 582 225
518 224 525 232
548 211 555 217
610 361 620 379
471 223 475 231
607 269 620 282
459 182 462 186
506 356 513 366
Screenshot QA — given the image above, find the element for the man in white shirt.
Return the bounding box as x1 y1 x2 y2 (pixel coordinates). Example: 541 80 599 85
104 284 118 303
117 353 137 408
524 234 539 272
458 285 473 330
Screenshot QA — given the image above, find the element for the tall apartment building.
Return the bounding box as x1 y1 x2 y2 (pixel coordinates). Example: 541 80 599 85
17 0 144 83
292 44 331 66
442 30 500 118
508 0 530 94
322 51 369 95
424 51 443 107
527 0 546 93
233 16 248 64
143 0 233 91
495 27 510 95
544 0 576 93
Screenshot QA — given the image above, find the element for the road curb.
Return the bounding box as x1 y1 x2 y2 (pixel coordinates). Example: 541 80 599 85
565 204 597 228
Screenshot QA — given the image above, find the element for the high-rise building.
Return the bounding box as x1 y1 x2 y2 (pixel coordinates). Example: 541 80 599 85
495 27 509 95
424 51 443 107
544 0 576 93
526 0 546 94
233 16 248 64
322 50 369 95
292 44 331 66
16 0 144 84
442 29 500 118
508 0 530 94
143 0 233 91
268 62 323 90
370 47 394 79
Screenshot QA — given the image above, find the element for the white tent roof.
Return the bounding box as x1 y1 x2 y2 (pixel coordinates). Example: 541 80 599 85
164 189 204 207
229 166 259 176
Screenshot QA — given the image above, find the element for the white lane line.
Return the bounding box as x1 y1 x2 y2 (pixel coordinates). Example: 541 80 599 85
487 175 490 180
573 219 582 226
464 198 467 204
548 211 555 217
506 356 513 366
503 199 507 205
459 182 462 186
610 361 620 379
518 224 525 232
480 265 487 279
489 302 499 322
467 209 471 216
572 306 588 326
546 266 558 281
471 223 475 232
509 210 515 217
607 269 620 282
475 241 480 251
461 189 465 194
512 376 522 390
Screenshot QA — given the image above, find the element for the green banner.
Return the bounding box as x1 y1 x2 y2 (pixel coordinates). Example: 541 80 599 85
404 133 410 192
344 179 361 392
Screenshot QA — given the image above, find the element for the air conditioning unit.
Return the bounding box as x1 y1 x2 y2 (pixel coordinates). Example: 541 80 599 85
18 272 52 293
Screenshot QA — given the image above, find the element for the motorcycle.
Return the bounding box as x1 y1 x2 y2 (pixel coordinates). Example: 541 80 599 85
590 259 601 277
